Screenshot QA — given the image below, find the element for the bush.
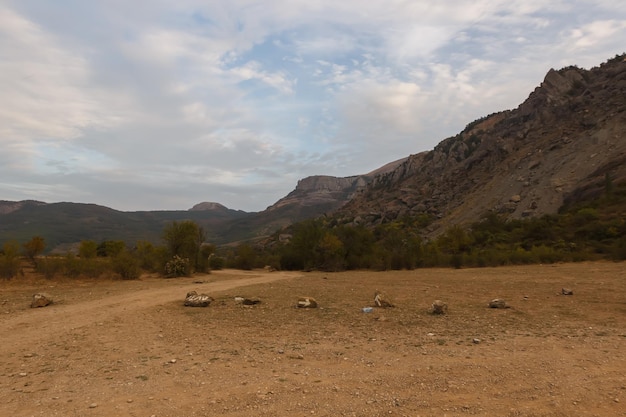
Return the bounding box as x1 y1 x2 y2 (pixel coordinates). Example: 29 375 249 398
0 256 20 279
208 255 225 270
36 257 65 279
164 255 190 278
112 251 141 280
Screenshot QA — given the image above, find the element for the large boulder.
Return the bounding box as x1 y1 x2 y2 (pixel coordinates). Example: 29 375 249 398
31 293 53 308
374 290 394 308
184 291 214 307
297 297 318 308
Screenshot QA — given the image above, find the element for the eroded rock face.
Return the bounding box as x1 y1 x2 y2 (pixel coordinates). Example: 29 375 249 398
184 291 214 307
31 293 53 308
338 56 626 236
430 300 448 315
297 297 318 308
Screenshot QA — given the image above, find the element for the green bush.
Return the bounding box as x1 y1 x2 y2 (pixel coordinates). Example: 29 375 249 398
208 255 225 270
112 251 141 280
164 255 190 278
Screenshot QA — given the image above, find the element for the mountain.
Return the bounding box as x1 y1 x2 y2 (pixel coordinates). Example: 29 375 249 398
2 55 625 250
336 54 626 234
0 201 251 251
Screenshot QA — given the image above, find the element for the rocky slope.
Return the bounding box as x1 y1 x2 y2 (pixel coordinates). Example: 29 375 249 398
338 54 626 234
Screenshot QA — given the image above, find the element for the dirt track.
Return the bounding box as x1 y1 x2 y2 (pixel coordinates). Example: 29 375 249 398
1 264 625 416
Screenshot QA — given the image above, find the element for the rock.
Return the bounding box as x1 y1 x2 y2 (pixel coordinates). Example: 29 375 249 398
30 293 53 308
242 297 261 305
297 297 318 308
489 298 508 309
184 291 214 307
374 290 394 308
510 194 521 203
472 338 481 344
561 288 574 295
430 300 448 315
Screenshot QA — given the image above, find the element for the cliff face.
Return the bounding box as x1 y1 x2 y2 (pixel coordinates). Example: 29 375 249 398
265 158 407 214
339 55 626 234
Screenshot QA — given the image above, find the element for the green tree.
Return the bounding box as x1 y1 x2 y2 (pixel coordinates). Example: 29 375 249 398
316 232 346 271
79 240 98 259
97 240 126 257
162 221 206 273
23 236 46 265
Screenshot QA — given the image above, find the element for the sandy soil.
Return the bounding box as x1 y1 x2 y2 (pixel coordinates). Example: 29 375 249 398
1 263 625 417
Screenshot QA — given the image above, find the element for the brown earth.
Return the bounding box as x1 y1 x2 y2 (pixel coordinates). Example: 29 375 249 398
1 263 625 417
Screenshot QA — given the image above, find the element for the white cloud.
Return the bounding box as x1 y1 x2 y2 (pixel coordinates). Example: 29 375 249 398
0 0 625 212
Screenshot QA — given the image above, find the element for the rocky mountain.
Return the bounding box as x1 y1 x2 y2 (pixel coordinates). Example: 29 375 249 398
337 54 626 234
265 158 407 215
2 55 624 250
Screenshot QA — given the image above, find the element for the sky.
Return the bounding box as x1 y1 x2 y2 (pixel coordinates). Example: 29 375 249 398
1 1 625 212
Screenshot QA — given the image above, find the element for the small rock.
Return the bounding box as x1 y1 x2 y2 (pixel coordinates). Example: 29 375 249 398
184 291 214 307
297 297 318 308
89 403 98 408
242 297 261 305
430 300 448 315
31 293 53 308
489 299 508 309
561 288 574 296
472 338 481 344
374 290 394 308
169 359 177 364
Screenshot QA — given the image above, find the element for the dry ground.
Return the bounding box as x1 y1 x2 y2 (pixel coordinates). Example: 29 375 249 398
1 262 625 417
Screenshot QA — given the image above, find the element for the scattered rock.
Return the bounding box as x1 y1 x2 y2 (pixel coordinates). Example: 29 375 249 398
184 291 214 307
31 293 53 308
472 338 481 344
89 403 98 408
374 290 394 308
297 297 318 308
242 297 261 305
489 298 508 309
430 300 448 315
561 288 574 295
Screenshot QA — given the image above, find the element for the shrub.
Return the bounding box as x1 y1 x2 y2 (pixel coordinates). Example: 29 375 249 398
112 251 141 280
208 255 225 270
164 255 190 278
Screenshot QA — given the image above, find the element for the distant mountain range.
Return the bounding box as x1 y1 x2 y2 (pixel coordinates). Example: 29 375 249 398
1 54 625 252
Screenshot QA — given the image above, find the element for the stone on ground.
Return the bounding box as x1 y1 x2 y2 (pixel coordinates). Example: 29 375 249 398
184 291 214 307
297 297 318 308
430 300 448 315
488 298 508 309
31 293 53 308
374 290 394 308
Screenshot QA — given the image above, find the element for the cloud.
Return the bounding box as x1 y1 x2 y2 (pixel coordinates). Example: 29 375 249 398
1 1 625 212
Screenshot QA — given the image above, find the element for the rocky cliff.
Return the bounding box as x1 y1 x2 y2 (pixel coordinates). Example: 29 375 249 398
339 54 626 234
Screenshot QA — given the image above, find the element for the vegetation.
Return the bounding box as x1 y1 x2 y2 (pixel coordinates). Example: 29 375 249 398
1 181 624 280
242 180 626 271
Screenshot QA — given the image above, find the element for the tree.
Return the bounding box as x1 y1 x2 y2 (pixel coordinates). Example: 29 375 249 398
78 240 98 259
23 236 45 264
162 221 206 273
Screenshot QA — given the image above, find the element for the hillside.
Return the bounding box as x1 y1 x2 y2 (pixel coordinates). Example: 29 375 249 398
337 54 626 234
